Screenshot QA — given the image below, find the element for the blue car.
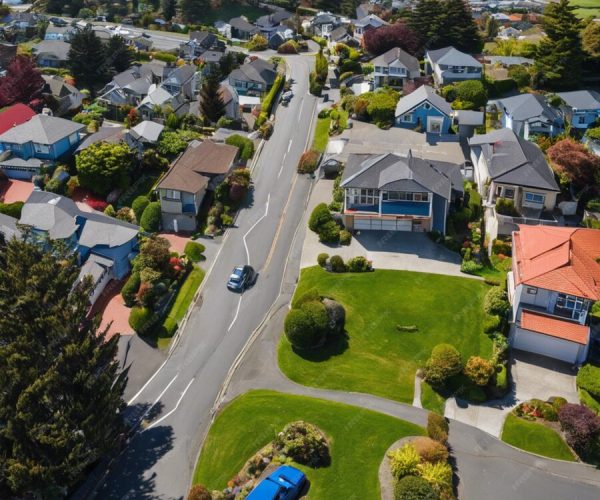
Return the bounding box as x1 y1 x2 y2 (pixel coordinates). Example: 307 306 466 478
246 465 306 500
226 265 257 292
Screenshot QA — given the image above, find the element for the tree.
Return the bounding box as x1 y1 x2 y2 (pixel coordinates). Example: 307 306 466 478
464 356 495 386
442 0 483 53
534 0 583 89
394 475 438 500
68 27 108 96
451 80 487 110
180 0 210 23
284 300 330 350
423 343 463 386
0 55 44 107
105 35 134 74
484 14 499 41
410 0 445 51
583 21 600 59
558 403 600 456
0 239 125 498
363 21 420 57
46 0 65 14
199 71 225 124
162 0 177 21
139 202 162 232
76 142 135 196
547 139 600 189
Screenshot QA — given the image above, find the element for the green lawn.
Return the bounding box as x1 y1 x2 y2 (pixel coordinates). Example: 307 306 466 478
312 117 331 153
278 267 493 403
421 381 446 415
570 0 600 18
200 1 269 24
474 256 512 283
501 414 576 461
193 390 424 498
157 267 205 349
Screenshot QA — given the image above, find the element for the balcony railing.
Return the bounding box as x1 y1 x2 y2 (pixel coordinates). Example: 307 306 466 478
519 304 589 326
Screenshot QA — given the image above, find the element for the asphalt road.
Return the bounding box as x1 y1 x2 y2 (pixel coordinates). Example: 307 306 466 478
98 54 316 500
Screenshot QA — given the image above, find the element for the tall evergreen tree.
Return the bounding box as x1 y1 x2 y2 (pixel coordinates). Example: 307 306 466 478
534 0 583 90
68 27 108 96
162 0 177 21
199 71 225 124
105 35 134 74
46 0 64 15
0 238 126 498
409 0 445 51
442 0 483 53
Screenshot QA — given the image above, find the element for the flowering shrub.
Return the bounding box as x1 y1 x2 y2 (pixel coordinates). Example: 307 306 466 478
558 403 600 456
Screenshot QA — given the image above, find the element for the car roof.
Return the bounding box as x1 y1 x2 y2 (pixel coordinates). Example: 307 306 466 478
246 477 283 499
269 465 305 485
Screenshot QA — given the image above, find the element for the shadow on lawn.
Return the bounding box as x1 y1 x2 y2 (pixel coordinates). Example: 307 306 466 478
292 331 349 362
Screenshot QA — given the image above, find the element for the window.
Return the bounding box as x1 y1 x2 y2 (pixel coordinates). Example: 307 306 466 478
385 192 429 202
555 293 586 319
423 103 431 110
68 132 79 146
577 115 586 124
402 113 413 123
503 188 515 199
33 143 50 154
526 287 537 295
164 189 181 200
359 188 377 205
524 192 545 204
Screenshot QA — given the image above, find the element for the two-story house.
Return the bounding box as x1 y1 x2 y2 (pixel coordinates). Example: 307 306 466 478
425 46 482 86
311 12 340 37
228 58 277 96
161 63 199 100
556 90 600 130
229 16 260 40
508 225 600 364
179 30 224 60
353 14 388 44
32 40 70 68
255 10 293 39
340 151 463 233
370 47 420 90
97 63 165 108
156 140 239 232
42 75 85 116
496 93 563 140
394 85 453 134
468 128 560 238
0 114 84 179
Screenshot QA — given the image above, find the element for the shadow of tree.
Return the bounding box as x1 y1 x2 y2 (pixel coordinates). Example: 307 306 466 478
292 331 349 362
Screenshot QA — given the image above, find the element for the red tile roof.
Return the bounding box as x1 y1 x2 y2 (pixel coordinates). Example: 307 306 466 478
521 310 589 345
513 226 600 300
0 103 35 135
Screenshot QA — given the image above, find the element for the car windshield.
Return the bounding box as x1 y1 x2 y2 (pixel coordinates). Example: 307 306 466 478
229 275 241 283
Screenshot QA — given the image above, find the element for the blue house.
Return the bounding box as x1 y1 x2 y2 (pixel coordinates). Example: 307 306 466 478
496 93 563 140
339 151 463 234
14 191 139 305
556 90 600 130
394 85 453 134
0 114 85 179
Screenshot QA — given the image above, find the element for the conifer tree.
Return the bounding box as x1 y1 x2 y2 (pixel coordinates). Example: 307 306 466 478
199 71 225 124
442 0 483 53
105 35 134 75
68 27 108 96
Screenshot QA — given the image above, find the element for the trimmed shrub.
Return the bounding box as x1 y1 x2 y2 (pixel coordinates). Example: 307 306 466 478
427 412 449 444
309 203 331 232
225 134 255 161
339 229 352 245
550 396 568 411
318 220 340 243
577 364 600 399
323 298 345 335
293 287 321 309
347 256 371 272
394 475 438 500
423 344 463 386
464 356 495 386
284 300 329 350
417 461 453 496
297 150 320 174
184 241 205 262
388 443 420 480
461 259 483 275
492 239 512 256
139 202 162 232
559 403 600 455
412 437 449 464
273 421 330 467
128 306 156 334
121 272 141 307
317 253 329 267
483 315 502 334
187 484 212 500
329 255 346 273
277 40 299 54
484 287 510 316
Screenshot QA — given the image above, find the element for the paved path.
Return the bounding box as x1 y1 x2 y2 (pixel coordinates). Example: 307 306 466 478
412 375 423 408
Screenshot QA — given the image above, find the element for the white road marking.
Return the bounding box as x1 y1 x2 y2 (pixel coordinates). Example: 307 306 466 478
287 139 292 153
127 358 169 405
146 378 195 430
277 153 287 178
297 99 304 122
137 374 178 425
227 295 243 332
243 193 270 264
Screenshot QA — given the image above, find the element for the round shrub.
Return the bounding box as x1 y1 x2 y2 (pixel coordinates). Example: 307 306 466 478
139 201 162 232
317 252 329 267
323 298 345 335
187 484 212 500
184 241 205 262
388 443 420 480
577 364 600 399
394 475 438 500
297 150 320 174
424 344 463 386
128 306 156 334
293 287 321 309
464 356 495 386
412 436 449 464
550 396 568 411
460 259 483 275
318 220 340 243
329 255 346 273
347 256 370 272
273 421 330 467
284 301 329 350
132 195 151 223
309 203 333 233
558 403 600 455
121 271 141 307
418 461 453 496
484 286 510 316
483 315 501 334
427 412 449 444
339 229 352 245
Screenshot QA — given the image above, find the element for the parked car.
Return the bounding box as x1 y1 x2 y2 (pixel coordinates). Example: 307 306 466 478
246 466 306 500
226 265 257 292
281 91 294 102
49 17 67 27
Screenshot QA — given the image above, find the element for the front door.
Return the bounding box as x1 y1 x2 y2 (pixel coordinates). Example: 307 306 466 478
427 116 444 134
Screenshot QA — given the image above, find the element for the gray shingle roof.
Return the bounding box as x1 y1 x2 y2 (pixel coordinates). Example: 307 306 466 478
355 14 387 28
77 253 114 285
395 85 452 118
370 47 420 73
229 16 259 33
0 114 84 145
497 93 561 124
427 46 481 68
0 212 21 240
75 126 125 152
556 90 600 111
229 58 277 86
468 128 559 191
32 40 71 61
130 120 164 143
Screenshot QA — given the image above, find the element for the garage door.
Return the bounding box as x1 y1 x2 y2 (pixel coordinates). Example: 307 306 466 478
354 218 412 231
512 328 580 363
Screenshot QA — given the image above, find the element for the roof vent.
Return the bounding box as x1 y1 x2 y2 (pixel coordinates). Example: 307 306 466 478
48 197 61 205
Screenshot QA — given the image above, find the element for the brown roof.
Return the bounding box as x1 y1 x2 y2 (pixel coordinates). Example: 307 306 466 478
157 140 238 193
521 310 589 345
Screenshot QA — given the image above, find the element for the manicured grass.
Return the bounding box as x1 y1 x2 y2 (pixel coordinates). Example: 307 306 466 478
312 117 331 153
200 1 269 24
501 414 575 461
570 0 600 18
421 381 446 415
193 390 424 497
278 267 493 403
157 267 205 349
474 256 512 283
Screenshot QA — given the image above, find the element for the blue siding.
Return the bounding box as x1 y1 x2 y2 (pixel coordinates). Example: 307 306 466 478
80 238 138 279
395 102 452 133
432 193 447 234
346 204 379 213
0 133 80 161
571 110 600 129
381 201 430 216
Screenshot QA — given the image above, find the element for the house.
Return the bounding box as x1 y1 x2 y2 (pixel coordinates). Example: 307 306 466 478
215 20 232 39
125 33 153 51
353 14 388 44
229 16 260 40
394 85 453 134
44 25 75 41
498 26 522 39
32 40 70 68
371 47 420 90
126 120 165 154
10 191 139 305
311 12 339 37
228 58 277 96
180 30 222 59
161 63 199 100
339 151 463 233
137 84 187 120
508 225 600 364
97 62 165 107
0 114 85 179
453 110 484 139
41 75 85 116
0 103 36 135
496 93 563 139
255 10 293 39
75 125 126 154
425 46 482 86
156 140 239 232
469 128 560 237
556 90 600 130
327 26 359 50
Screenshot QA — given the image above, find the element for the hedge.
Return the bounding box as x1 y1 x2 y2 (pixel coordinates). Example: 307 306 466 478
577 364 600 399
261 73 285 118
184 241 206 262
0 201 24 219
139 202 162 232
225 134 255 161
394 475 437 500
484 287 510 316
132 195 151 223
284 301 329 350
128 306 157 334
121 272 141 307
297 150 320 174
